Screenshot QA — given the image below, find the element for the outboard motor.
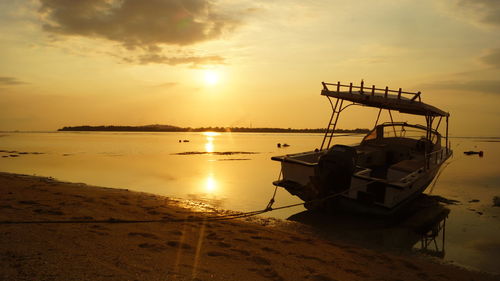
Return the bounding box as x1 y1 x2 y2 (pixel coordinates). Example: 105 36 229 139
317 145 357 195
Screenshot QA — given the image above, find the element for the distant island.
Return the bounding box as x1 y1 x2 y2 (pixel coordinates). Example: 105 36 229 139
58 125 370 134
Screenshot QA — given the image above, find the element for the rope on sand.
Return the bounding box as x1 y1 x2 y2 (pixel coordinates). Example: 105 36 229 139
0 189 350 225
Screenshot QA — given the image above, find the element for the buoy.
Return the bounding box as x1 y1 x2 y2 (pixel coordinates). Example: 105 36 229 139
463 151 484 157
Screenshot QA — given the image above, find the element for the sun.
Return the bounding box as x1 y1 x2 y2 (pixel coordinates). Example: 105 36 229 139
204 70 220 86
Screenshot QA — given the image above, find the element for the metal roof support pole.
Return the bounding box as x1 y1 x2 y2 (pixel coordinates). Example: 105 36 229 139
425 115 434 170
374 108 382 128
445 116 449 153
388 110 397 137
435 116 442 132
442 217 446 255
432 116 442 143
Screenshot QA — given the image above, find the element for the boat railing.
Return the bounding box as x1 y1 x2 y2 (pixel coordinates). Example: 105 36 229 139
425 147 450 168
322 81 422 102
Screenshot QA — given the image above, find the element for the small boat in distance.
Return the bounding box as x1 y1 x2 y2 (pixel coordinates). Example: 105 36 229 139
272 81 452 215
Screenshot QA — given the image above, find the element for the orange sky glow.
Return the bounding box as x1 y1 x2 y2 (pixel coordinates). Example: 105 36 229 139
0 0 499 136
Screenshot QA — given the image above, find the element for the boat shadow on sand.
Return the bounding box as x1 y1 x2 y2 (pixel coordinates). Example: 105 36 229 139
287 194 449 258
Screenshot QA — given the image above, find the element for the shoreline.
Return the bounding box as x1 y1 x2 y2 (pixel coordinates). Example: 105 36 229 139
1 172 498 281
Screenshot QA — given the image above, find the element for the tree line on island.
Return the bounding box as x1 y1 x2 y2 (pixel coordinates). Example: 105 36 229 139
58 124 369 134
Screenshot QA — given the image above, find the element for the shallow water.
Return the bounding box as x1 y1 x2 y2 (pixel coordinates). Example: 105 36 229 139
1 131 499 273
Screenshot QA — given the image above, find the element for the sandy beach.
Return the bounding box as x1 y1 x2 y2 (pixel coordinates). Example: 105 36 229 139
0 172 497 281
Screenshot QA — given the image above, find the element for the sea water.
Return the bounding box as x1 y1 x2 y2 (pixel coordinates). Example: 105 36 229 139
1 131 499 274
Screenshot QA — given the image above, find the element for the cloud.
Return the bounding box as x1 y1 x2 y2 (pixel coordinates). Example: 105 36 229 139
421 79 500 95
39 0 240 47
154 82 178 88
479 48 500 68
134 53 224 66
38 0 241 66
0 76 27 86
445 0 500 27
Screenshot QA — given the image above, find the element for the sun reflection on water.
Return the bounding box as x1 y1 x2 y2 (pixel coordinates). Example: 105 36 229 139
205 137 214 153
202 132 220 137
205 174 217 193
203 132 219 153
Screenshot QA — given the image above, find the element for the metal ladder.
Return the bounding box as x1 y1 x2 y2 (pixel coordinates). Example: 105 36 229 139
320 97 343 151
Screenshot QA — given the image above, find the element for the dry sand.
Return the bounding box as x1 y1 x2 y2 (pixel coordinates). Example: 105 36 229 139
0 172 497 281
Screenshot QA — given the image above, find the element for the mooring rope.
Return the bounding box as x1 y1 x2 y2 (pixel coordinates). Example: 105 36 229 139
0 186 352 225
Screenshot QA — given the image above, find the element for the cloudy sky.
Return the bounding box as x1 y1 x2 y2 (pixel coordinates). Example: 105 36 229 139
0 0 499 136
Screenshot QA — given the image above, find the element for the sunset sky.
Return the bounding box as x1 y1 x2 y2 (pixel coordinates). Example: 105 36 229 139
1 0 499 136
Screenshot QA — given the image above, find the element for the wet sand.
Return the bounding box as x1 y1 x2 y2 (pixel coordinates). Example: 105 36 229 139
0 172 497 281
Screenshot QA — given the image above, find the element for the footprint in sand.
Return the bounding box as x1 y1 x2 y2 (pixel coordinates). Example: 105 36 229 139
89 230 110 236
90 225 110 231
400 260 421 271
291 236 314 243
344 268 370 278
249 267 283 281
70 216 94 220
250 235 273 241
18 200 38 205
296 254 327 264
138 243 166 252
417 272 429 279
307 274 338 281
206 231 224 241
216 241 231 248
248 255 271 266
261 247 280 254
128 232 159 239
230 248 251 256
206 251 230 257
161 213 173 220
33 209 64 216
166 241 192 250
169 230 183 236
239 229 258 234
376 254 393 263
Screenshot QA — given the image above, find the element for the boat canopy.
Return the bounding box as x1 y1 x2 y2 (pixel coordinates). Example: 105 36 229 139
321 82 449 117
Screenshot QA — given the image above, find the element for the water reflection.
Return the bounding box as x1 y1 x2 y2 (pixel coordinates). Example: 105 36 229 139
203 132 220 153
205 137 214 153
205 174 217 193
416 217 446 258
287 194 448 257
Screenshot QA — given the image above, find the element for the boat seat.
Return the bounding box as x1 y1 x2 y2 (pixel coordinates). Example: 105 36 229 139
390 159 424 172
387 159 424 181
356 146 386 167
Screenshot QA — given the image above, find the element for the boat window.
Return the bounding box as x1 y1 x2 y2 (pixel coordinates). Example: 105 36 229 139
381 125 438 144
363 129 377 141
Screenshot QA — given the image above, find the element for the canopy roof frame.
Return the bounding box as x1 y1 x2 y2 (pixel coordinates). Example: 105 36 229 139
319 81 450 153
321 81 449 117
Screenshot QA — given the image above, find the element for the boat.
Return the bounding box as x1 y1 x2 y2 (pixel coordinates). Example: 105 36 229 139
271 81 452 215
